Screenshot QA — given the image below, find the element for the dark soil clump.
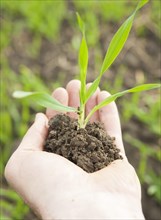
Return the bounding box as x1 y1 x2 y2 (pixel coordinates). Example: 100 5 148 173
44 114 123 173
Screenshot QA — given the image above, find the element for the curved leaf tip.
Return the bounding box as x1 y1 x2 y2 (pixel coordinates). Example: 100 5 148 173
136 0 149 11
13 91 34 98
12 91 77 113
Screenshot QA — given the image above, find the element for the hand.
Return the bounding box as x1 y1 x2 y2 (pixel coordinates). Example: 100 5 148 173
5 80 144 219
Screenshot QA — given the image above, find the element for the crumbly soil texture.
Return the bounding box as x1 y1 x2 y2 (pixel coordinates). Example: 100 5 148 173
44 114 123 173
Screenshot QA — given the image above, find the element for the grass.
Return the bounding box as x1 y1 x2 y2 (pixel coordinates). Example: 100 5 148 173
0 0 160 219
124 134 161 203
0 188 29 220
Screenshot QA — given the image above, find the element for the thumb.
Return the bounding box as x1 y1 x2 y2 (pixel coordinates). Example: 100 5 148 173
18 113 48 151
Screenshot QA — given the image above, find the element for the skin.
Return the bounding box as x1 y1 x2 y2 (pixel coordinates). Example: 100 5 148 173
5 80 145 219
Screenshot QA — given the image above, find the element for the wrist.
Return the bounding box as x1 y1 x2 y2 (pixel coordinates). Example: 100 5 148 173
40 192 144 220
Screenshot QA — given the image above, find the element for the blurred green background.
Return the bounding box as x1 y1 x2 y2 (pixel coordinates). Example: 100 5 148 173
0 0 160 219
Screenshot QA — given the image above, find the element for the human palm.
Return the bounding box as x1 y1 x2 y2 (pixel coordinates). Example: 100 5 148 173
5 80 144 219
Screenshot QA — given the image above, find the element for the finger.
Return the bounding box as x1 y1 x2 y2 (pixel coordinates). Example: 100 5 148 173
18 113 48 151
46 87 69 119
97 91 125 155
66 80 80 119
85 83 100 122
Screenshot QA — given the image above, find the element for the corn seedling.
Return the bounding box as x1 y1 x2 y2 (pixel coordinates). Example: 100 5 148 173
13 0 160 128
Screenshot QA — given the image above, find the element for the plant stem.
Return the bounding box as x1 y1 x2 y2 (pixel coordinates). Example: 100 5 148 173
83 106 97 128
78 104 85 128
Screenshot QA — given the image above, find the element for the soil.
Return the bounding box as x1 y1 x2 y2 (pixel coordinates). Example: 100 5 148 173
44 114 123 173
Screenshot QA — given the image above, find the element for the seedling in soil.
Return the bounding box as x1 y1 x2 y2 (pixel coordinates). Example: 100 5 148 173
13 0 160 129
13 0 160 172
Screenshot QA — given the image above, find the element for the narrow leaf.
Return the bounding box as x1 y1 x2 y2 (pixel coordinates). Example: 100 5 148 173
85 83 160 124
13 91 76 112
79 38 88 73
77 13 88 104
100 0 148 75
79 37 88 103
128 84 160 93
85 77 100 103
85 0 149 103
100 14 134 75
136 0 148 11
76 12 85 34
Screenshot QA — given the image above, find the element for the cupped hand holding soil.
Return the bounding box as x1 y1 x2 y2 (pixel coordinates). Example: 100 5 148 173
5 80 145 219
44 114 123 172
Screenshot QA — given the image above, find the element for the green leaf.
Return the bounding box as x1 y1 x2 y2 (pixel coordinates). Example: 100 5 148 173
85 83 160 124
85 77 100 102
136 0 148 11
76 12 85 34
128 84 160 92
77 13 88 104
79 36 88 104
13 91 77 112
100 14 134 75
100 0 148 75
0 188 20 201
85 0 149 103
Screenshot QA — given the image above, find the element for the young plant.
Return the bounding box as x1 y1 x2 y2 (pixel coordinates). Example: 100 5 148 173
13 0 160 129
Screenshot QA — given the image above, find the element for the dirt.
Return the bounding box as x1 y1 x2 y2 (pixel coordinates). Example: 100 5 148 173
44 114 123 173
